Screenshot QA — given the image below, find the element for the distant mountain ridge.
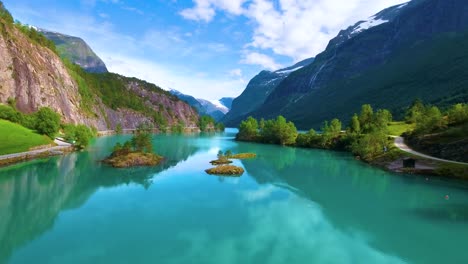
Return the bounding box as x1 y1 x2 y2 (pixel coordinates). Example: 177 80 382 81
223 57 314 126
219 97 234 110
39 29 108 73
228 0 468 128
170 90 230 121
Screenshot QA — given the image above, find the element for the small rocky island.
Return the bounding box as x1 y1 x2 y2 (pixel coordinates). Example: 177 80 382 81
104 124 163 168
206 165 245 176
205 150 256 176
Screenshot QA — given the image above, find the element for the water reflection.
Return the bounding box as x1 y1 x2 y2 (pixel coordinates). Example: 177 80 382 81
0 134 202 263
173 195 406 264
1 132 468 264
239 143 468 264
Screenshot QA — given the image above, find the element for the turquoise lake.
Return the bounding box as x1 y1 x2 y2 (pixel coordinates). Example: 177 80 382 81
1 129 468 264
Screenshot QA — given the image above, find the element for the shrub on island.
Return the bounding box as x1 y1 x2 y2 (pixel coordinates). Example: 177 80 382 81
104 123 164 168
206 150 255 176
205 165 244 176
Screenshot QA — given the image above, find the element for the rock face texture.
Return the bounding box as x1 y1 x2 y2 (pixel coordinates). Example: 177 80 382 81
0 23 86 124
0 17 199 130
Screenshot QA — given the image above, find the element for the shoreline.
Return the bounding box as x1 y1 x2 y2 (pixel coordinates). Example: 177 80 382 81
236 138 468 179
2 132 466 179
0 127 219 168
0 145 74 167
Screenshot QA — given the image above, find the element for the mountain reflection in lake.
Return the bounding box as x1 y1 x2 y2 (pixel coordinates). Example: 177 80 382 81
1 130 468 264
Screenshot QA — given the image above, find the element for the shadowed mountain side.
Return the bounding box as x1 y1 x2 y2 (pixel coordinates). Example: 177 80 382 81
241 0 468 129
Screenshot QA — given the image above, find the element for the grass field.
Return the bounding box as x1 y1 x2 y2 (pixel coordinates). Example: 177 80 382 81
0 119 52 155
388 121 415 136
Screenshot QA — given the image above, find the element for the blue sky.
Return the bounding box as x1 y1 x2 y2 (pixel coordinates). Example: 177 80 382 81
4 0 407 101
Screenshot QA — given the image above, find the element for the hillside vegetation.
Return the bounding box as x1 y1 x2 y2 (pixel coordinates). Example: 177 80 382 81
237 101 468 177
0 119 52 155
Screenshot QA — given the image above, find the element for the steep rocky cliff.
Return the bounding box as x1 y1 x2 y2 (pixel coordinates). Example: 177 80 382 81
0 18 86 124
0 5 199 131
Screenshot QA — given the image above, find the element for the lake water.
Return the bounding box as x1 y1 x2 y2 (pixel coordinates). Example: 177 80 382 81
1 129 468 264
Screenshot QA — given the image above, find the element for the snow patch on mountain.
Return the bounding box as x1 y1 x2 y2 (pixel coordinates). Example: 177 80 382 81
210 100 229 113
351 16 389 34
276 65 304 75
397 3 408 9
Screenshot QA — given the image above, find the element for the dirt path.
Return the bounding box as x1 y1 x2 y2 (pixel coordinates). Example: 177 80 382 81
394 137 468 165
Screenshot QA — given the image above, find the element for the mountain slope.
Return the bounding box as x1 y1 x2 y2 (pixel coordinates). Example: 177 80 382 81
219 97 234 110
39 30 108 73
0 3 199 131
249 0 468 129
223 57 314 126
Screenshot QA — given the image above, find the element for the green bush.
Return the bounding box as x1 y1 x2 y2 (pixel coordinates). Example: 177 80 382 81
110 123 154 157
34 107 61 138
0 105 62 138
115 123 123 134
237 116 259 141
413 106 447 134
131 123 153 153
0 104 22 123
63 124 94 149
0 1 14 24
261 116 297 145
447 103 468 125
237 115 298 145
350 131 389 160
319 119 342 147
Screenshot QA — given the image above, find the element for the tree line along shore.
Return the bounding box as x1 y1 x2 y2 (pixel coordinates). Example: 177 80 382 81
235 101 468 178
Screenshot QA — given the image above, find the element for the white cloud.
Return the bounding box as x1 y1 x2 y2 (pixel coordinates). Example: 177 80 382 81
180 0 247 22
182 0 409 62
102 53 245 100
242 185 277 202
240 51 282 70
174 196 407 264
180 0 217 22
229 68 242 78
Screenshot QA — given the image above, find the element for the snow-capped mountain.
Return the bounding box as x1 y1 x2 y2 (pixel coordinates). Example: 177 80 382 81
227 0 468 128
222 57 314 125
170 90 230 121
